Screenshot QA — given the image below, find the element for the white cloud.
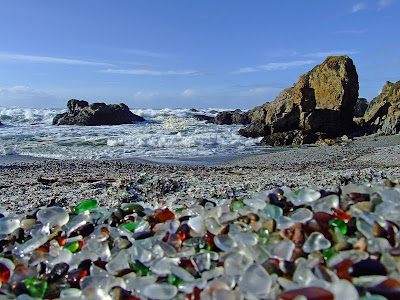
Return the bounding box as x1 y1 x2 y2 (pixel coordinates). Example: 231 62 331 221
101 68 202 76
133 91 160 100
181 89 195 97
233 67 258 74
122 49 169 59
351 2 367 13
304 50 360 58
0 85 62 108
233 60 315 74
0 52 113 67
378 0 395 10
259 60 315 70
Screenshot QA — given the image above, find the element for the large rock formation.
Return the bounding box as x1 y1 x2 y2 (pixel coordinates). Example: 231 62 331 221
53 99 145 126
362 80 400 135
228 56 359 145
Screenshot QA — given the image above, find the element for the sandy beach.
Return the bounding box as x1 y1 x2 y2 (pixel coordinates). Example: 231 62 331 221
1 134 400 299
1 133 399 214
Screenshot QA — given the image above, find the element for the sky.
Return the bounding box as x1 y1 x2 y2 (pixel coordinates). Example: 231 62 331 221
0 0 399 109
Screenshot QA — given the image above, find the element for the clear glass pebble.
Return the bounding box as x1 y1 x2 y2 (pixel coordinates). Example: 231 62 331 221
142 283 178 300
270 240 295 261
293 188 321 206
289 208 313 223
0 217 20 235
187 215 205 234
302 232 331 253
238 264 271 298
214 234 236 252
37 206 69 228
243 198 266 210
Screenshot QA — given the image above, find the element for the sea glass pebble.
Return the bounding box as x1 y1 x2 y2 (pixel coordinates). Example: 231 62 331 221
37 206 69 227
142 283 178 300
302 232 331 253
0 217 20 235
74 199 98 214
238 264 272 298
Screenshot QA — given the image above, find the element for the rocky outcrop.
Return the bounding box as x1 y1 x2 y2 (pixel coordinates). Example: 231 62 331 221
362 81 400 135
213 110 250 125
237 56 359 145
354 98 368 118
53 99 145 126
192 114 214 122
0 121 3 126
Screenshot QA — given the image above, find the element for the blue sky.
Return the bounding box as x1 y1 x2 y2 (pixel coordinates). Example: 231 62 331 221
0 0 399 109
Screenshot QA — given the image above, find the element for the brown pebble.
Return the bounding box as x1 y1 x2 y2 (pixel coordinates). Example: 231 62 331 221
353 201 373 212
290 247 306 262
278 287 334 300
368 278 400 300
354 237 367 251
262 218 276 233
281 223 305 247
372 221 387 238
348 192 370 201
334 241 353 252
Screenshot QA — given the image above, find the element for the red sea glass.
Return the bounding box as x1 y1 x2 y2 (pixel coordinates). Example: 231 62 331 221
0 263 11 283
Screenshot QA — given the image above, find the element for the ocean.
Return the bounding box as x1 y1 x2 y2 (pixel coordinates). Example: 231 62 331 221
0 106 270 164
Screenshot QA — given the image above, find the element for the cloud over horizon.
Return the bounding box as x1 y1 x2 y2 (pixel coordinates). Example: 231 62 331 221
233 60 315 74
101 68 203 76
0 52 113 67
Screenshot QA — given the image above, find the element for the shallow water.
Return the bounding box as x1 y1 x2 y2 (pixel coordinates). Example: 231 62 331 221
0 106 270 162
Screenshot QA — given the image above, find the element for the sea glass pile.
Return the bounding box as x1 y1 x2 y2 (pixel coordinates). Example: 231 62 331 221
0 179 400 299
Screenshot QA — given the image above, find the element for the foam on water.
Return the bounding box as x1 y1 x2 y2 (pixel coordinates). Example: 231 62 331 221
0 106 268 161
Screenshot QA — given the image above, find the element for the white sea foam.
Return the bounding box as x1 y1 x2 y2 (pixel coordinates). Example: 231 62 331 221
0 106 268 161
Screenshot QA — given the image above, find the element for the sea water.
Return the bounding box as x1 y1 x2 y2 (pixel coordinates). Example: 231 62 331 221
0 106 269 164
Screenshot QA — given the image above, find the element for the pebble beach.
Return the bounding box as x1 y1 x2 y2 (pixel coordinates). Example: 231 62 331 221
1 134 400 299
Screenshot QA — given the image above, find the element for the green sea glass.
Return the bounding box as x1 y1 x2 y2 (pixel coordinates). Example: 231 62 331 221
23 277 48 299
120 221 137 231
132 260 150 276
64 241 80 253
168 274 183 286
74 199 98 214
322 248 336 262
329 219 347 234
264 204 283 222
230 201 244 212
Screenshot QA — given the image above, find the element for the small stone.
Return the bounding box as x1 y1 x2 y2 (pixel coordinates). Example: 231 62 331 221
187 215 205 234
37 206 69 228
277 287 334 300
238 264 271 298
293 189 321 206
154 208 175 223
230 200 244 212
329 219 347 235
372 222 387 237
142 283 178 300
270 240 295 261
281 223 305 247
74 199 98 214
0 217 20 235
23 277 48 299
367 278 400 300
349 258 387 277
302 232 331 253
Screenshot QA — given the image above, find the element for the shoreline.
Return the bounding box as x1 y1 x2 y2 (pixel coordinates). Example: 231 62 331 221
1 134 400 298
1 133 399 214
